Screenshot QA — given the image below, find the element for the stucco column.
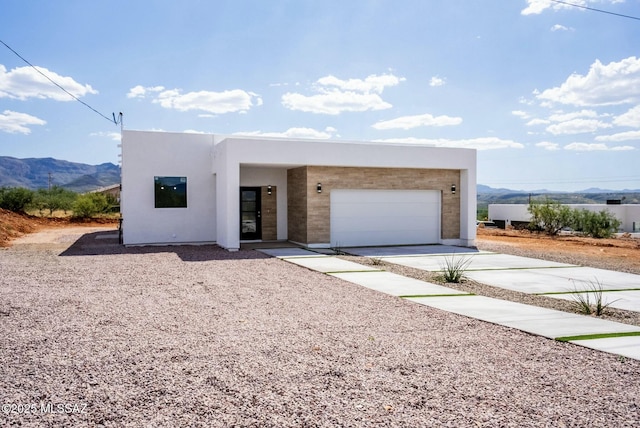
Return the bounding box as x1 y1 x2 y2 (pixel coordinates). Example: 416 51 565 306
215 157 240 251
459 168 477 246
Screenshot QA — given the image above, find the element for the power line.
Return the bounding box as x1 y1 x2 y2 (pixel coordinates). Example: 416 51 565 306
0 38 120 125
550 0 640 21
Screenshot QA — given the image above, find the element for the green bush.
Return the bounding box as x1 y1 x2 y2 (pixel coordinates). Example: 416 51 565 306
527 198 572 235
440 254 473 283
572 209 621 239
0 187 35 213
72 193 110 219
529 199 622 238
570 278 619 316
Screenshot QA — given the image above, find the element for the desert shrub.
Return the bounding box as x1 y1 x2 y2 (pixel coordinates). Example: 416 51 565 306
0 187 35 213
477 206 489 221
32 186 77 216
527 198 573 235
571 209 621 239
440 254 473 283
570 278 619 316
72 193 110 218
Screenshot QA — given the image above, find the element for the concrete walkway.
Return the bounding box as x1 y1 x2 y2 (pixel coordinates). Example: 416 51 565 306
345 246 640 313
259 247 640 361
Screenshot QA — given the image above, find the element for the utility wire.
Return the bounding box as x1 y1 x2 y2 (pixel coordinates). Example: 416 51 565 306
0 38 119 125
550 0 640 21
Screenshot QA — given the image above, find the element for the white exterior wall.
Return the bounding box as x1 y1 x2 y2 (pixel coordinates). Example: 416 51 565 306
121 131 216 245
488 204 531 225
489 203 640 233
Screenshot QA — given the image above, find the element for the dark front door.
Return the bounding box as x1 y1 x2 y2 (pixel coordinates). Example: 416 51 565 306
240 187 262 240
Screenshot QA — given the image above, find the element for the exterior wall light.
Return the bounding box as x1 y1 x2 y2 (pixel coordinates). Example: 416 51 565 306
317 183 322 193
451 184 456 194
267 185 272 195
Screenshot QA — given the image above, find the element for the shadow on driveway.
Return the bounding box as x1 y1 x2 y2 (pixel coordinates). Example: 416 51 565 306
58 231 269 262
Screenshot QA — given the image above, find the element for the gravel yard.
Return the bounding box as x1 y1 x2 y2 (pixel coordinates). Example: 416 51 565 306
1 228 639 427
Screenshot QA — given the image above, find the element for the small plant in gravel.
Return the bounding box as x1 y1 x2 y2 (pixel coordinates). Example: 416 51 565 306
440 254 473 283
371 257 384 266
331 242 346 255
570 278 619 316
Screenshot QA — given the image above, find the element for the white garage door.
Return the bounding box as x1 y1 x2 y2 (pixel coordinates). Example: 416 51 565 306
330 189 440 247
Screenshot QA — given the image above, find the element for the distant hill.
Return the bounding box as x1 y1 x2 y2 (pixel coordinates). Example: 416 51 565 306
0 156 120 193
477 184 640 209
478 184 640 194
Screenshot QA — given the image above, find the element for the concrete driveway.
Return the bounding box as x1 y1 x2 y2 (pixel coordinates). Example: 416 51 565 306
261 245 640 360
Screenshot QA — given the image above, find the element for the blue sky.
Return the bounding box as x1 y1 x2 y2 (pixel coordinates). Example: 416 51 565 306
1 0 639 191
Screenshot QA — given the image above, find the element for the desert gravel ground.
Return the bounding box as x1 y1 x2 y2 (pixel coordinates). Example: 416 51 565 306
1 228 639 427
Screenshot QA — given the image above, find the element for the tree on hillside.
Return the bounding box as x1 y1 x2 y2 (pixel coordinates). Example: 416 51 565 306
528 198 572 235
32 186 77 216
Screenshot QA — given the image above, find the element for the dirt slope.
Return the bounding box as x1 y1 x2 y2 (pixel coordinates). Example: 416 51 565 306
477 227 640 274
0 209 116 247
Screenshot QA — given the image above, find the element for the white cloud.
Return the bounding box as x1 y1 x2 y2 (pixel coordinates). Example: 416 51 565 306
536 141 560 151
546 118 611 135
536 56 640 107
233 127 335 139
374 137 524 150
548 109 600 122
0 64 97 101
512 110 530 119
429 76 445 87
372 113 462 130
551 24 574 32
519 96 535 106
613 105 640 127
90 131 120 141
281 73 403 114
0 110 46 134
127 85 165 99
564 142 634 151
315 74 405 94
522 0 560 15
526 118 551 126
154 89 262 114
595 130 640 142
522 0 623 16
282 91 392 115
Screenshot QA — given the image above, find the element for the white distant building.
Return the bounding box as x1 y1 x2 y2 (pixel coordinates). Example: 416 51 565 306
489 203 640 233
120 130 477 250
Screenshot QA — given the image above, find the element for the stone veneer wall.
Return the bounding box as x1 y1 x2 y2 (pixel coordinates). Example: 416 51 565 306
287 167 308 243
260 186 277 241
288 166 461 245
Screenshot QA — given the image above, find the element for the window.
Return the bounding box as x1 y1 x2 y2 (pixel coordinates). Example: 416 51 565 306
154 176 187 208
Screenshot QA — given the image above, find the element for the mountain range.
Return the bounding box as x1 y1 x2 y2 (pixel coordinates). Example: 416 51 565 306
476 184 640 194
0 156 638 199
0 156 120 193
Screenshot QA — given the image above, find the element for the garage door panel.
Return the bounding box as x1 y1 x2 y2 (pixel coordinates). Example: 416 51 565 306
333 215 434 230
330 189 440 247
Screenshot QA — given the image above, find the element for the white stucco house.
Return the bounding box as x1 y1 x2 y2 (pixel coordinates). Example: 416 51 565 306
120 130 477 251
489 203 640 233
